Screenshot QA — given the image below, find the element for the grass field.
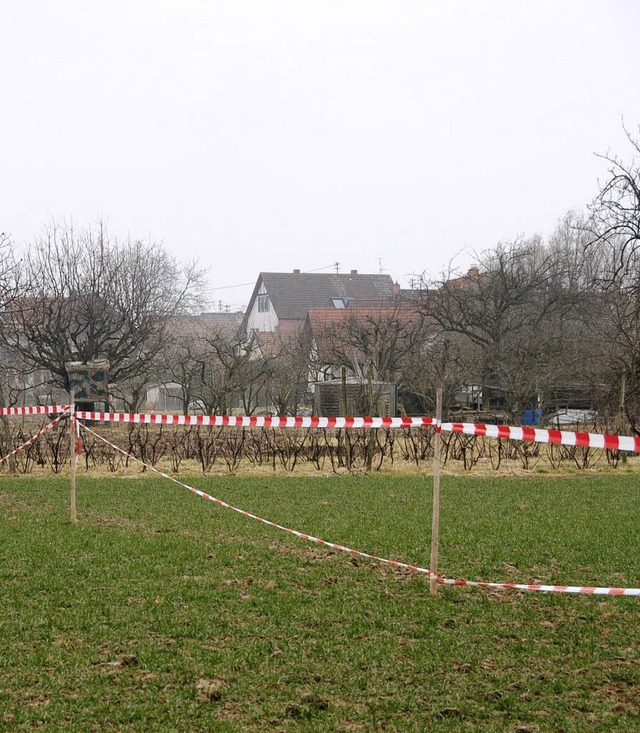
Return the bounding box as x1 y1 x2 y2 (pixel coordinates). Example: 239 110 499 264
1 470 639 731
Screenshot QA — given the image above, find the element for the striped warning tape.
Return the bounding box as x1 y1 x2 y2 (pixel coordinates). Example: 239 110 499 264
72 412 435 429
0 410 69 465
69 411 640 453
76 419 640 597
4 407 640 453
442 421 640 452
77 420 427 574
0 405 70 416
436 577 640 596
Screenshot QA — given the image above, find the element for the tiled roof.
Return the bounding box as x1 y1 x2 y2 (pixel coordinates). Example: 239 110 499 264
250 272 395 321
169 311 244 338
305 302 423 364
306 302 420 332
254 331 282 358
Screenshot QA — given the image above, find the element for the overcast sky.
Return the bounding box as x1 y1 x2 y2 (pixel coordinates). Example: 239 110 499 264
2 0 639 310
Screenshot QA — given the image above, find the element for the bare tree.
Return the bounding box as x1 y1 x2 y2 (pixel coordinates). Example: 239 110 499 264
305 299 434 417
265 327 311 416
588 123 640 285
0 231 25 470
160 315 221 414
309 299 429 383
0 221 205 395
400 330 476 415
0 231 20 305
191 328 271 416
581 259 640 433
162 339 207 415
584 127 640 430
418 237 592 419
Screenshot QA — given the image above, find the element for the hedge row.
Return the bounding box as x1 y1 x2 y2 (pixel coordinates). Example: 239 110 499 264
0 419 624 474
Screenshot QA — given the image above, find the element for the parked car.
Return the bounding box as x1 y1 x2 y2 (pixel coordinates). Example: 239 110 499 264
544 409 596 427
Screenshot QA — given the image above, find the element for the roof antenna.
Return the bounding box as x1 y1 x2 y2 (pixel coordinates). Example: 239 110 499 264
334 261 340 274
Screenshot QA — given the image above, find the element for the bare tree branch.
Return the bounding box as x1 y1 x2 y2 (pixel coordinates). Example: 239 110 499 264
0 220 206 393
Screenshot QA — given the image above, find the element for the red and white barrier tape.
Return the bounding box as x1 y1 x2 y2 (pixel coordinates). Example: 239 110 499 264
0 410 69 465
73 412 435 429
69 411 640 453
436 577 640 596
77 420 640 597
77 420 428 574
442 421 640 452
4 407 639 454
0 405 69 416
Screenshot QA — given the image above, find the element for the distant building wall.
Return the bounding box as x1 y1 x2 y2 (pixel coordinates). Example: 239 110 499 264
315 380 396 417
245 283 279 333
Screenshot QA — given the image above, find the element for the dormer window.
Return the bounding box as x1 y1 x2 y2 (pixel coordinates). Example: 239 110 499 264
332 297 346 308
258 295 270 312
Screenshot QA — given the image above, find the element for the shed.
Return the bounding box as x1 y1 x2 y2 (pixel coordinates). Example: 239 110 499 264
314 379 396 417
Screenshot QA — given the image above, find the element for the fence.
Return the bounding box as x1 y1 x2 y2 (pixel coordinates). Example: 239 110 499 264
1 405 639 596
0 417 629 475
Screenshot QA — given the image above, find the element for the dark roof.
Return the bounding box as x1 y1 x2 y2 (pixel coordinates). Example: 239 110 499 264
247 271 396 322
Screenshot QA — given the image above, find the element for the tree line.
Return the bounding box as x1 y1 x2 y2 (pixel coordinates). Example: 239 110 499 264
416 125 640 430
0 125 639 431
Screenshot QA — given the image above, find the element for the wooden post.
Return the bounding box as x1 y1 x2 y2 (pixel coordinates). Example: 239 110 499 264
341 366 352 468
430 387 443 596
340 366 348 416
69 388 77 524
365 366 375 471
620 369 627 465
0 380 16 474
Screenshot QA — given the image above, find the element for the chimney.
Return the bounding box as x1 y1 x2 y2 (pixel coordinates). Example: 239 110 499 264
293 269 300 274
393 282 401 295
467 266 480 278
350 269 357 275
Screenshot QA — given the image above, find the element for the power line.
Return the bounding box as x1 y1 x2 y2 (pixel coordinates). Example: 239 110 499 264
303 262 340 273
204 263 344 293
204 280 255 292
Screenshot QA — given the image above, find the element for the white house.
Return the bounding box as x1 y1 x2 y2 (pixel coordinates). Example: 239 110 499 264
243 269 397 335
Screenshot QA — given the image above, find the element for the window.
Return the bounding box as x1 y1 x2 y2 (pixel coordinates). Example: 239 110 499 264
258 294 270 312
332 297 346 308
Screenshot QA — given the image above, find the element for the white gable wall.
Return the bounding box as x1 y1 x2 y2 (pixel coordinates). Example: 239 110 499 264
245 282 279 332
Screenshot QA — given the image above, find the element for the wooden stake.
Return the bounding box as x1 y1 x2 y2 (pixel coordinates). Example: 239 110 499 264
620 369 627 466
69 388 77 524
365 366 375 472
430 387 443 596
340 366 348 416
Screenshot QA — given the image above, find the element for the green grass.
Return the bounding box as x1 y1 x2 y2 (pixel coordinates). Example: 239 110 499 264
1 472 639 731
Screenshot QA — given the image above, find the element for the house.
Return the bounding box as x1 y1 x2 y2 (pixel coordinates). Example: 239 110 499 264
301 298 431 416
242 270 397 335
304 299 427 382
174 311 245 336
145 311 245 412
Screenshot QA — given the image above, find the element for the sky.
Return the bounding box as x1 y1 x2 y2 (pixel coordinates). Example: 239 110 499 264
2 0 640 311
